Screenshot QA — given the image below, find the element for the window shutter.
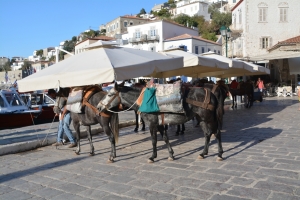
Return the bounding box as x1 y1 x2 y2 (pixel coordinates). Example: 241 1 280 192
259 8 262 21
148 30 151 36
156 29 158 36
259 38 262 49
264 8 267 22
269 37 272 48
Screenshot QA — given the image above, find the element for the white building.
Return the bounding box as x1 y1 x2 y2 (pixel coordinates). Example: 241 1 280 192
175 0 210 21
121 19 199 52
164 33 222 54
230 0 300 59
75 35 114 55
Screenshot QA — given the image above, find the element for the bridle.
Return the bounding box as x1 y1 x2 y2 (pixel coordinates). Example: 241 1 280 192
98 88 143 114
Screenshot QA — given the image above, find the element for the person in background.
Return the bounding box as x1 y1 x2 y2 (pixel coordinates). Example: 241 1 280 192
47 89 56 100
230 79 238 89
256 78 265 92
52 88 77 148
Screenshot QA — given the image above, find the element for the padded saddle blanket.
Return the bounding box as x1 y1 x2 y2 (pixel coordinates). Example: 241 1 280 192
66 89 83 113
138 81 184 113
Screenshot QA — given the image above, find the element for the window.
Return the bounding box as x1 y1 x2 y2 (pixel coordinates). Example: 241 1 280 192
218 50 220 55
130 21 133 25
202 47 205 53
135 31 141 38
150 29 156 36
258 3 268 22
117 22 119 28
239 10 242 24
233 0 236 3
124 21 128 27
260 37 272 49
208 48 211 52
195 46 198 54
214 50 216 53
280 8 287 22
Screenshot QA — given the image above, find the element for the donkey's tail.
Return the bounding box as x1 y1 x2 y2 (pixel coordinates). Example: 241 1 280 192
110 113 119 144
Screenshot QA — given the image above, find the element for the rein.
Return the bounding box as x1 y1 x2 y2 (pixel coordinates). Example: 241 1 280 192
100 87 146 114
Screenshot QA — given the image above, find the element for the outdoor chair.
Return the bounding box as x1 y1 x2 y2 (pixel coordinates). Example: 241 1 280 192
277 87 284 97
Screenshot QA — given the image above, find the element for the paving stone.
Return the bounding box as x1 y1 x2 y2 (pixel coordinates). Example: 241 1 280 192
132 171 174 183
243 160 277 168
199 181 232 192
101 194 137 200
254 181 295 194
169 177 203 188
256 168 299 179
160 168 195 177
1 178 28 187
267 176 300 187
77 188 109 199
64 175 108 188
99 182 132 194
275 163 300 171
0 190 33 200
210 194 251 200
160 162 190 169
57 182 88 194
227 186 271 200
150 182 176 193
227 177 255 186
173 187 213 199
268 192 300 200
273 158 300 165
0 185 13 195
221 163 259 173
126 188 177 200
127 179 157 188
12 182 45 193
50 193 90 200
191 172 231 182
206 168 245 177
32 187 64 199
21 174 54 186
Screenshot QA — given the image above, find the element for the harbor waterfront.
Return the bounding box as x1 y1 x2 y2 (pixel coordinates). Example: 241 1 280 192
0 97 299 199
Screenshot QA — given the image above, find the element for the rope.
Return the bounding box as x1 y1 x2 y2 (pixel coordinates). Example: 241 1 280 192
41 115 57 146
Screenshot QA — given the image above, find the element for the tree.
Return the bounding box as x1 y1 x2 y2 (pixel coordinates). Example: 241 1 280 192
152 9 171 18
36 49 43 57
168 0 176 8
174 14 198 27
21 61 32 71
0 61 11 72
100 29 106 35
211 12 232 32
139 8 146 15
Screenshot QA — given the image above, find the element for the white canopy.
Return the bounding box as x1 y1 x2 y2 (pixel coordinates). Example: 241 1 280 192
18 45 183 92
200 52 255 78
153 50 229 78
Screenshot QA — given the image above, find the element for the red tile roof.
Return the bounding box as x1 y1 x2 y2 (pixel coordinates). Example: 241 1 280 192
269 35 300 50
231 0 243 12
165 34 220 46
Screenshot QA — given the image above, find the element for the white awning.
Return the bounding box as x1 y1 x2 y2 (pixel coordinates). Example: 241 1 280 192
249 51 300 61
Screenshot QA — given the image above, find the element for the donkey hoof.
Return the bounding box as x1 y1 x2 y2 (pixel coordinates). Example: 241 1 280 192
89 153 95 156
216 157 223 161
134 129 138 133
198 155 204 159
107 158 114 163
168 157 174 161
141 128 145 131
147 159 154 163
75 151 80 155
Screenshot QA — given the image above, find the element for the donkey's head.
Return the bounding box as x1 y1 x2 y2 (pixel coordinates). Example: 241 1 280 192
97 82 121 112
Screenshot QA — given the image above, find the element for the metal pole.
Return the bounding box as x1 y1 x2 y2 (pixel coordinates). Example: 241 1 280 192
225 36 228 57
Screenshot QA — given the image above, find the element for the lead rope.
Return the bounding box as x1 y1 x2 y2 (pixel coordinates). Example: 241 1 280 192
103 89 145 114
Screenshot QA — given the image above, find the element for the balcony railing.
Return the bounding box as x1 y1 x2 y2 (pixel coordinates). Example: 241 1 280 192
128 34 160 43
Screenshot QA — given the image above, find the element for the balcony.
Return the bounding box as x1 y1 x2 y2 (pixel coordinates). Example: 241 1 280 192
230 24 243 36
128 34 160 43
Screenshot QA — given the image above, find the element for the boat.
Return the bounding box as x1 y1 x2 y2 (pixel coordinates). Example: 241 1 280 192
0 87 41 129
19 90 58 124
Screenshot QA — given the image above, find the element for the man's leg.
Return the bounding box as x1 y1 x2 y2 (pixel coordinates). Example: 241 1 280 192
52 118 64 146
63 112 76 147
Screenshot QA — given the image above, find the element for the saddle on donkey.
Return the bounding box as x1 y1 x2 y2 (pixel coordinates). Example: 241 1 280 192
138 81 184 113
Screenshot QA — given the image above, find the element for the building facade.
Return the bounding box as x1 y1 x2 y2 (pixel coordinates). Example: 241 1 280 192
121 20 199 52
74 36 114 55
100 15 149 38
175 0 210 21
230 0 300 59
164 34 222 54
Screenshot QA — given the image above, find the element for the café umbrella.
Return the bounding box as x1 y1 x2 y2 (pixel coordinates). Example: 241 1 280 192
18 42 183 92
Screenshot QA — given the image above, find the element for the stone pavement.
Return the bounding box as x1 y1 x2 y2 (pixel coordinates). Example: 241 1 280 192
0 97 299 200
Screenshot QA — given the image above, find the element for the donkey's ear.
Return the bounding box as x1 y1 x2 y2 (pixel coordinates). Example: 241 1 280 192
114 82 118 90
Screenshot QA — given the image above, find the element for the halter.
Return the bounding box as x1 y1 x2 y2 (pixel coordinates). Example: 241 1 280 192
98 88 145 114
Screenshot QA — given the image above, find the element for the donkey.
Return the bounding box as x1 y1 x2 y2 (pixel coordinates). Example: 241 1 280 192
55 86 119 162
97 83 223 163
229 81 254 108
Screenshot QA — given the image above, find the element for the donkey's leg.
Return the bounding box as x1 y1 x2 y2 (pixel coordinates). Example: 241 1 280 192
198 121 211 159
148 123 158 163
175 125 180 136
234 95 237 108
73 120 81 155
85 125 94 156
134 111 139 132
141 117 146 131
181 123 185 135
215 129 224 161
102 121 116 163
158 125 174 161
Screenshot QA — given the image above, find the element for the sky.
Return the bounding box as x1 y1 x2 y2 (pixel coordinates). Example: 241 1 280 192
0 0 161 59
